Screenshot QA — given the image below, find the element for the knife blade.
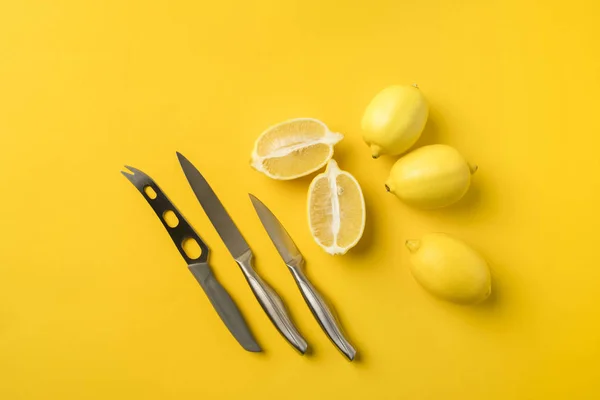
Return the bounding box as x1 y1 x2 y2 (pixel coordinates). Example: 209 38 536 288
121 165 260 353
249 194 357 361
176 152 308 354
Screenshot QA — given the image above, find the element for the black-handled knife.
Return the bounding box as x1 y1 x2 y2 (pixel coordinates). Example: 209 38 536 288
121 165 261 352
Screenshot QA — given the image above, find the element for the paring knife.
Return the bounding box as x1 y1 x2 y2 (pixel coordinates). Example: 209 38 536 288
249 194 357 361
121 165 261 353
177 152 308 354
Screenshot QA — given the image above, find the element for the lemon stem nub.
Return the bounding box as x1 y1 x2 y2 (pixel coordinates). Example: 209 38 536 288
469 163 478 174
405 240 421 253
370 144 382 159
385 184 391 192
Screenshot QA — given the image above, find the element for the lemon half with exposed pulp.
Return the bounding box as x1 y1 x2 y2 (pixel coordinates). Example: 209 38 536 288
307 160 365 255
251 118 343 180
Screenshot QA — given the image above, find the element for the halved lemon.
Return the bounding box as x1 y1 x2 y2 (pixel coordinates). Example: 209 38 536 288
307 160 366 255
251 118 343 180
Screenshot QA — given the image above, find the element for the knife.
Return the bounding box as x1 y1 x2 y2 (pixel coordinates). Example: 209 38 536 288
176 152 308 354
121 165 261 353
249 194 357 361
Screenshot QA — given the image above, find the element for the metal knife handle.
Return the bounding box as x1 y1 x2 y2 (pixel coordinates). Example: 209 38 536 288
189 262 261 353
288 265 357 361
122 166 261 352
235 250 308 354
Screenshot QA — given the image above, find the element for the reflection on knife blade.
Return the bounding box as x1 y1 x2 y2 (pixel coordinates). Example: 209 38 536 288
177 152 308 354
121 165 261 353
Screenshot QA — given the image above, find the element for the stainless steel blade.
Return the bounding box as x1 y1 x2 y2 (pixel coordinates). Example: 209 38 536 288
177 154 308 353
249 193 356 360
249 194 303 265
121 165 261 352
177 152 250 259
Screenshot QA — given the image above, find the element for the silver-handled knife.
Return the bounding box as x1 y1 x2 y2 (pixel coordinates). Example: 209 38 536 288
249 194 357 361
121 165 261 352
176 152 308 354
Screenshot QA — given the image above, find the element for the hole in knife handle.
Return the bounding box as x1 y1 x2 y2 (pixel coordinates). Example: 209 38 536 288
162 210 179 228
144 186 157 199
182 237 202 260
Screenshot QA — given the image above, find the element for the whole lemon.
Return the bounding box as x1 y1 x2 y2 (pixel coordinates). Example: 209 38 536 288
406 233 491 304
385 144 477 209
361 84 429 158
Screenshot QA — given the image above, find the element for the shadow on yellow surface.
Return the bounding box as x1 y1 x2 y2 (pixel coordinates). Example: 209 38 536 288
1 0 599 399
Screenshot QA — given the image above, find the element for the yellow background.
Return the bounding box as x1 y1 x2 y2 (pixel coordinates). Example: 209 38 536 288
1 1 599 399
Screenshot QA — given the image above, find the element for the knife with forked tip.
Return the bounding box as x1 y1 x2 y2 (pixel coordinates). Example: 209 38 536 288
249 193 357 361
176 152 308 354
121 165 261 353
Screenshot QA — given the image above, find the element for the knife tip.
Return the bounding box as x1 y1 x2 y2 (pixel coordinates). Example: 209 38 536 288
248 193 263 204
